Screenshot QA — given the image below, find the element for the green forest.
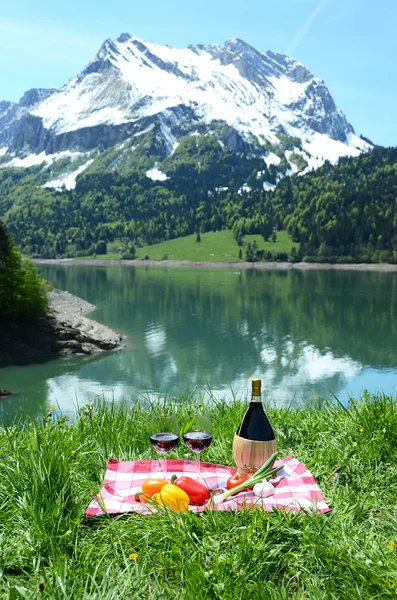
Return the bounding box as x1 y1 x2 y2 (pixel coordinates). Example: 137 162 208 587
0 133 396 263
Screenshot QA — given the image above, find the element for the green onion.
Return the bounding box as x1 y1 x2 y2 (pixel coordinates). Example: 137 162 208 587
212 453 282 506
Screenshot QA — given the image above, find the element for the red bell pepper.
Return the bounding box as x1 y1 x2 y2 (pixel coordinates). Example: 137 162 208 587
171 476 210 505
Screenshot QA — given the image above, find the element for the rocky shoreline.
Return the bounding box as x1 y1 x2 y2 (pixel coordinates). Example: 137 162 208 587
0 289 123 369
34 258 397 272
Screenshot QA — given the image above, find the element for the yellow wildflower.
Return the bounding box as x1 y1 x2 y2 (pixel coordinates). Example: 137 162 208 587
29 422 33 427
129 553 139 561
390 541 396 550
71 450 76 455
360 428 364 433
49 403 55 408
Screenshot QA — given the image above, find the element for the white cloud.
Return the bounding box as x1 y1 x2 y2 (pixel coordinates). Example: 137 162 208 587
260 346 277 363
210 342 362 406
145 325 167 356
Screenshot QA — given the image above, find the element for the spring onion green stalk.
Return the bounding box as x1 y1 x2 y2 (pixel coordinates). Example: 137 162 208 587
212 453 282 506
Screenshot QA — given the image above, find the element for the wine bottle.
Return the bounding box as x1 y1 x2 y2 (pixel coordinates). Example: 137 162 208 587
237 379 276 441
232 379 277 471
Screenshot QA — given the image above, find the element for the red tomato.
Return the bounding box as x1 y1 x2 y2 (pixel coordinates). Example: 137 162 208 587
226 471 253 493
226 473 246 490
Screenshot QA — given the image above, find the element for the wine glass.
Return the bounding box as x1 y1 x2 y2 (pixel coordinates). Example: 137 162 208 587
183 414 213 475
149 415 179 479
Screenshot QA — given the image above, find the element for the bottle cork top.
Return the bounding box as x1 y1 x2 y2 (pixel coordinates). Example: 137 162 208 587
251 378 261 396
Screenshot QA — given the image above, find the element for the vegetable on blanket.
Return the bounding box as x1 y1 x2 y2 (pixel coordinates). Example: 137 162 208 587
135 478 169 503
213 453 282 506
171 475 210 505
142 478 168 497
226 471 253 493
253 480 275 498
153 484 190 512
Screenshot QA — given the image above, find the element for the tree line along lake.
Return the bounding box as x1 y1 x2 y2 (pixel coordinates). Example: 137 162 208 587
1 264 397 424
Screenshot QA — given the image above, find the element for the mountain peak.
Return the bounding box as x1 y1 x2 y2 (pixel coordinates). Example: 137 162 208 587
224 37 250 47
117 32 133 43
0 33 370 165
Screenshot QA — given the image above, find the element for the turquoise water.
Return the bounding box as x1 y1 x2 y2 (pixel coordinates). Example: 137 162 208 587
1 265 397 423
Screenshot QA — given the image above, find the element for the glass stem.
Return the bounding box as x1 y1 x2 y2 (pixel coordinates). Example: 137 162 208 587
163 457 167 479
196 453 201 474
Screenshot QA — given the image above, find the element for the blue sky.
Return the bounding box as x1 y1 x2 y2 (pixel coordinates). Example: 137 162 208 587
0 0 395 146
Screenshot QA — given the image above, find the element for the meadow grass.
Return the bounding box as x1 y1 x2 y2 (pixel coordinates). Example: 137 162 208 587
0 392 396 599
87 230 297 261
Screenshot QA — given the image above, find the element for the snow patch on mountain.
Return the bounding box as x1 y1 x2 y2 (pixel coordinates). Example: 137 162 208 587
264 152 281 167
4 151 49 168
298 130 366 164
301 154 323 173
146 167 168 181
32 87 130 135
267 75 308 106
238 184 252 194
43 159 94 190
0 150 86 169
263 182 276 191
133 124 155 137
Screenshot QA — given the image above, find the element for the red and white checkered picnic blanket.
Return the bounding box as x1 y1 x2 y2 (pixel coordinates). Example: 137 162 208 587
85 456 330 516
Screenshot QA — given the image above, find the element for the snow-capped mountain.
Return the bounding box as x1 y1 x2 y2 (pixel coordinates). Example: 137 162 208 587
0 33 369 176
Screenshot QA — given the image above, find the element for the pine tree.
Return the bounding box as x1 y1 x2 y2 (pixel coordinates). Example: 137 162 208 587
0 219 48 318
245 242 254 262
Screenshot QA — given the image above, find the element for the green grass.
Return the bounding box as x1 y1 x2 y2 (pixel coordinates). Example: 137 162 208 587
244 231 297 254
0 392 397 598
136 230 242 261
84 230 297 261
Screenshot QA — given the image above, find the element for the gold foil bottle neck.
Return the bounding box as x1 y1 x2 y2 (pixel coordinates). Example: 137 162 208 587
251 378 261 397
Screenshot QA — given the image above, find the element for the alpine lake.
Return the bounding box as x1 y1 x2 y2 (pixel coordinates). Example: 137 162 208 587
1 264 397 424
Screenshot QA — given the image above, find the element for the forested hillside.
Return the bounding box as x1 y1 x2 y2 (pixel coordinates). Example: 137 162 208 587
0 140 396 263
0 134 286 257
235 146 397 263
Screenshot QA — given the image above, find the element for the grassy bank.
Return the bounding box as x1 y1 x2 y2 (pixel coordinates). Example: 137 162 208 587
134 231 297 262
0 393 397 599
84 230 298 262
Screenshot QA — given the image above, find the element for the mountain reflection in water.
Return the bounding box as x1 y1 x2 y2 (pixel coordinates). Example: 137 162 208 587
1 265 396 423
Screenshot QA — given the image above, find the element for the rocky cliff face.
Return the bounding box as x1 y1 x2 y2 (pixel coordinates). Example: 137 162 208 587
0 34 369 172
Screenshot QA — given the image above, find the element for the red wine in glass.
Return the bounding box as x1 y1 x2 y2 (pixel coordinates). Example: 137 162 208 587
150 432 179 454
182 431 213 453
183 415 212 474
150 415 179 478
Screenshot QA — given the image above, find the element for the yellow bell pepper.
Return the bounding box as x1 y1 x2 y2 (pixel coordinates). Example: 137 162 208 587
154 483 190 512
